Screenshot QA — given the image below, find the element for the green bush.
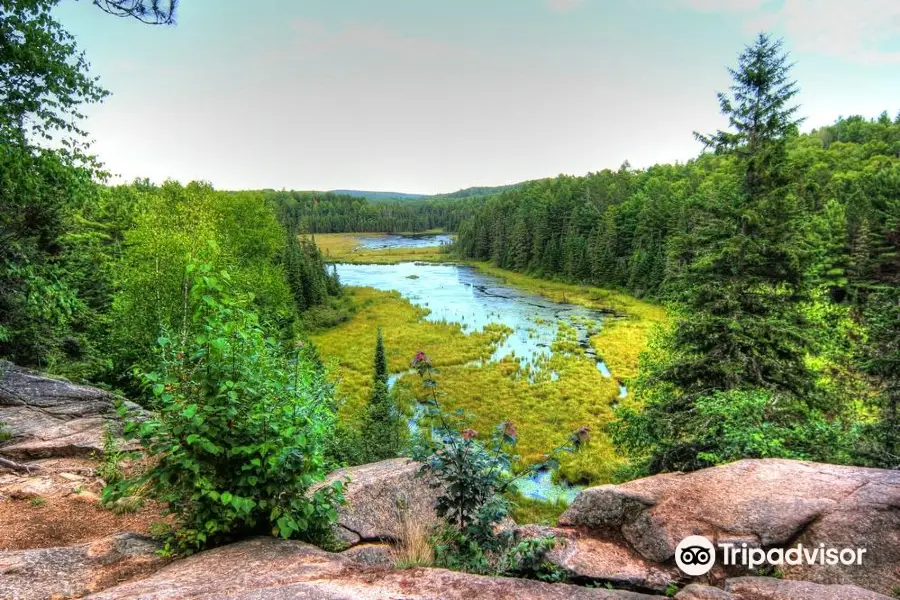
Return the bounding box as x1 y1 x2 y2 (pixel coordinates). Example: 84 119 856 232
409 352 583 581
109 264 342 554
611 387 861 474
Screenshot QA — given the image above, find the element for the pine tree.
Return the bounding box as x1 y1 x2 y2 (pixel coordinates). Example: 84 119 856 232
858 289 900 468
669 33 811 395
361 327 402 462
614 34 817 473
373 327 388 388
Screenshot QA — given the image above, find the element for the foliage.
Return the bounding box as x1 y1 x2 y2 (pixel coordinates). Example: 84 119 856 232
856 288 900 468
360 327 404 462
0 421 9 443
108 182 296 384
409 352 583 581
283 233 340 312
0 0 109 148
608 35 859 474
0 0 110 375
272 190 483 234
611 385 860 474
108 265 343 554
95 421 130 485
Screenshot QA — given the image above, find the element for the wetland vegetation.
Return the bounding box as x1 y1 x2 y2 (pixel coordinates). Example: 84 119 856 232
3 1 898 566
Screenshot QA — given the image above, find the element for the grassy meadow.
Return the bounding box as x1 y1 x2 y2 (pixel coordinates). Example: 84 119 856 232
312 232 453 264
310 235 668 484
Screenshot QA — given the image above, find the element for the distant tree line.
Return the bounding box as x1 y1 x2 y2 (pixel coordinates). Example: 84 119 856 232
457 35 900 472
269 190 485 233
456 112 900 301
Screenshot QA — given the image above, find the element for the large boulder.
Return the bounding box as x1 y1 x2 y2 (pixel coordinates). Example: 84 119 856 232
560 459 900 596
516 524 680 592
676 577 893 599
0 532 167 600
0 361 141 460
310 458 440 546
83 536 658 599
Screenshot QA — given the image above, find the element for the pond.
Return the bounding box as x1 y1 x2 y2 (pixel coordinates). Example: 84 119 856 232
334 262 613 371
336 260 624 502
356 233 453 251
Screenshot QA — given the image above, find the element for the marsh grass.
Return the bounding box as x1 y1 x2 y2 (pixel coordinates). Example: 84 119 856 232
509 495 569 526
307 248 667 484
310 286 506 418
390 502 436 568
469 262 667 389
313 232 453 264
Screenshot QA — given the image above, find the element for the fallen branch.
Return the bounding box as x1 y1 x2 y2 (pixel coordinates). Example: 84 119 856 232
0 456 36 474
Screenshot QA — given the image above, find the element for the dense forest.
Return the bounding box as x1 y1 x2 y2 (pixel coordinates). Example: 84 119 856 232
456 116 900 299
2 0 898 569
457 37 900 473
269 190 484 233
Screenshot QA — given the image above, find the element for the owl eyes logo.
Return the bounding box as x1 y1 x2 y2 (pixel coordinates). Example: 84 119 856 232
675 535 716 576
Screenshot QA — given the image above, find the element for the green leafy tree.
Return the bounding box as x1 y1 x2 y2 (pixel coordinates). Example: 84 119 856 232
110 265 343 554
0 0 109 371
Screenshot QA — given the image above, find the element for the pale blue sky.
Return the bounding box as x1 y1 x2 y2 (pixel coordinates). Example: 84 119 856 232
56 0 900 194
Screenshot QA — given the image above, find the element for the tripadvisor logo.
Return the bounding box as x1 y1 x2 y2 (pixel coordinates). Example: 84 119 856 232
674 535 868 576
676 535 716 576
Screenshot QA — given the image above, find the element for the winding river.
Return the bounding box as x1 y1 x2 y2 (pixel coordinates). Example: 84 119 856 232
335 234 625 502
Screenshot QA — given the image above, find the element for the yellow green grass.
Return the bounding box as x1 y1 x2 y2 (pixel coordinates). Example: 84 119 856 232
311 285 641 483
308 243 667 484
467 262 667 383
312 232 452 264
310 286 506 417
509 495 569 526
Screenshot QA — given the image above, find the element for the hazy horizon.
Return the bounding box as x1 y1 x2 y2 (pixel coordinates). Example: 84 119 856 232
56 0 900 194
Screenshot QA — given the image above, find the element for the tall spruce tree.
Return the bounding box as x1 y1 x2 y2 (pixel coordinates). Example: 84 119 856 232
613 34 821 473
361 327 402 461
668 33 811 395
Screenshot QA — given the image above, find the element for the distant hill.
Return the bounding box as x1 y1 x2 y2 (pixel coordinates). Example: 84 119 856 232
329 181 534 203
329 190 427 201
432 182 533 199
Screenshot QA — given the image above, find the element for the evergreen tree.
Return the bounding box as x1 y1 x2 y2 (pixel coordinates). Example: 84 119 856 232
666 33 811 396
361 327 403 462
858 289 900 468
613 34 820 473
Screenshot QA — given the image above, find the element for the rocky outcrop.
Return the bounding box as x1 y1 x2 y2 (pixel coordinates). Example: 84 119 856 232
676 578 893 599
0 532 167 600
84 536 657 599
309 458 440 546
559 459 900 596
0 360 142 460
516 524 680 592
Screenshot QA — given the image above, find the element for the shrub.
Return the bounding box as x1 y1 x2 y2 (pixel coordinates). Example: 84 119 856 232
95 422 130 484
409 351 584 581
611 386 861 474
110 264 343 554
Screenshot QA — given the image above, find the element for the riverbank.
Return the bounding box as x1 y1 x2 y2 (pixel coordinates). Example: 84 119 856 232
308 234 668 485
313 232 453 264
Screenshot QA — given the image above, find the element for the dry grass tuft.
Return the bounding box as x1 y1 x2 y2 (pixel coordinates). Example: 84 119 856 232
390 502 435 568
